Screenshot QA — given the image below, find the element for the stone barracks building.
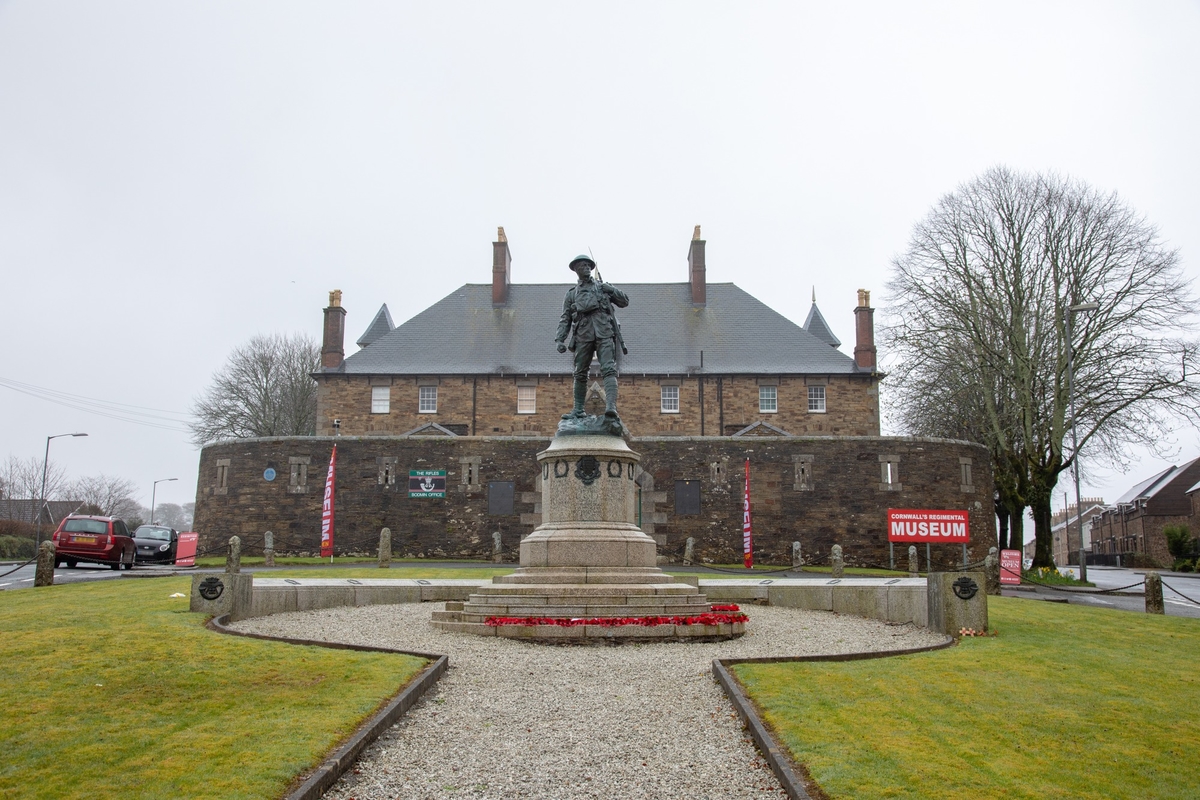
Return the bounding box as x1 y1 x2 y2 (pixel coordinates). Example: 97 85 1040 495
194 228 994 565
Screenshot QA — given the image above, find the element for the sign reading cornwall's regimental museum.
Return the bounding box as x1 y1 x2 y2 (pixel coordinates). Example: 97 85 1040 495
886 508 970 543
408 470 447 498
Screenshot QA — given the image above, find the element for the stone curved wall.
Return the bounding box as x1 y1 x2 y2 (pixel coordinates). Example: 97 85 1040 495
193 434 994 567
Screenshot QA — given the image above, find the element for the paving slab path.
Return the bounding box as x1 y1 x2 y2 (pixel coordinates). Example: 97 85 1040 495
233 603 945 799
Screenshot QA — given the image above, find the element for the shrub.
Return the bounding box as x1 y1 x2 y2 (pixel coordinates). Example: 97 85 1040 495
1164 524 1195 559
0 519 37 539
1174 558 1195 573
0 535 36 560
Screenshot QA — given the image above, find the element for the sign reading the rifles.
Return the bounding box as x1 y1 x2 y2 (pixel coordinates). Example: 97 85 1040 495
887 508 970 543
408 470 447 498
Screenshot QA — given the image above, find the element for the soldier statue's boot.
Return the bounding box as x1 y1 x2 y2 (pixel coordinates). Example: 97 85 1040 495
603 376 620 419
561 382 588 419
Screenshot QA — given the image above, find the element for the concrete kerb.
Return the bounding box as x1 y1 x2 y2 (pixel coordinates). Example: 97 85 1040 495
207 614 448 800
712 637 956 800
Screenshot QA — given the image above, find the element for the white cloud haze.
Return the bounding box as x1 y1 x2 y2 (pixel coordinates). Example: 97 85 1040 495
1 1 1197 522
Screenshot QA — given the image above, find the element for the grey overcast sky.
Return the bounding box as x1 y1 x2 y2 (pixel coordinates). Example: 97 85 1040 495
2 1 1198 526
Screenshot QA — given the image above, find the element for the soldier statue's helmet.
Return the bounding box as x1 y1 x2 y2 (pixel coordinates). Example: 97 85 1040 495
569 254 596 271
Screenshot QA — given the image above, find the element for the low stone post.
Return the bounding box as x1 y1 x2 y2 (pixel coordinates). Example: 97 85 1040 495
1145 571 1164 614
262 530 275 568
492 531 503 563
831 544 844 579
226 535 241 574
927 571 988 636
908 545 918 577
792 541 802 569
35 541 55 587
379 527 392 568
984 547 1000 595
684 537 696 565
191 535 253 621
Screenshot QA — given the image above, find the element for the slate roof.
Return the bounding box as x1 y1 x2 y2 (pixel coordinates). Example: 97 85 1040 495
339 282 866 376
1115 464 1182 506
0 499 85 525
803 303 841 348
357 304 394 348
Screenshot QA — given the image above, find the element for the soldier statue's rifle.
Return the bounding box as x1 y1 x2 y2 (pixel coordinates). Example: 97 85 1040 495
589 248 628 355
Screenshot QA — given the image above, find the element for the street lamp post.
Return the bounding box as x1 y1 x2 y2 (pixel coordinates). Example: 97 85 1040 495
35 432 88 548
150 478 179 524
1066 300 1100 583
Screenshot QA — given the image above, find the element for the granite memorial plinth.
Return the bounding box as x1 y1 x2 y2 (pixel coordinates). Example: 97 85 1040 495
433 430 743 642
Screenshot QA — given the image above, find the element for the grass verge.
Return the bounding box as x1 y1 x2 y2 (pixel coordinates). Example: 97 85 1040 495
1023 566 1094 587
0 578 428 799
732 597 1199 799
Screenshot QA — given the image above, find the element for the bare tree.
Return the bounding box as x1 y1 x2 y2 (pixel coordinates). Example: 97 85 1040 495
188 333 321 446
69 475 142 519
884 166 1200 568
150 502 190 529
0 455 70 508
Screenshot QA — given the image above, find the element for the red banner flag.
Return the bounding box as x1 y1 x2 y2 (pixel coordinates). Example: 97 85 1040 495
743 458 753 569
320 444 337 558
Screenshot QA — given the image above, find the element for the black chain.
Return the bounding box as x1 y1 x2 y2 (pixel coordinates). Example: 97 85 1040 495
0 555 38 579
1160 579 1200 607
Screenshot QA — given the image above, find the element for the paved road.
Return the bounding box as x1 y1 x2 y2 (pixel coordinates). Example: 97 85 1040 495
1003 566 1200 619
0 562 179 590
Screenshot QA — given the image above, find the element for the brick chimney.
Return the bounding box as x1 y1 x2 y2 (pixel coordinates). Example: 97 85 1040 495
492 226 512 306
854 289 877 370
322 290 346 370
688 225 706 306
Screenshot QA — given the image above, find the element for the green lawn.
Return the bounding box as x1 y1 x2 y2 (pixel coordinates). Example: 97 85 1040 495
733 597 1200 800
0 578 429 799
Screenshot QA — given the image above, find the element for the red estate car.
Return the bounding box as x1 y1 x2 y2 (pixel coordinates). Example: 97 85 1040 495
51 515 136 571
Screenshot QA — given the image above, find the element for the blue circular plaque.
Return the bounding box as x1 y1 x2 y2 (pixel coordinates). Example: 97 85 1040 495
263 468 277 482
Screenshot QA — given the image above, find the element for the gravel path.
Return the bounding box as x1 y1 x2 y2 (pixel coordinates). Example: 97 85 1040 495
232 604 945 799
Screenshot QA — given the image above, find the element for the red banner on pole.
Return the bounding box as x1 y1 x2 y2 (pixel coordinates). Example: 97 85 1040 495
320 444 337 558
743 459 753 569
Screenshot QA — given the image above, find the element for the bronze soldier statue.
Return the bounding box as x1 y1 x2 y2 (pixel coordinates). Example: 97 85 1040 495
555 254 629 421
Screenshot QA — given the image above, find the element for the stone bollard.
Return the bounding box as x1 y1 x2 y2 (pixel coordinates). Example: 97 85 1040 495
831 544 844 579
263 530 275 568
192 535 253 621
1145 571 1164 614
927 572 988 636
908 545 919 577
684 537 696 565
379 527 392 568
35 541 55 587
792 541 802 569
984 547 1000 595
226 536 241 574
492 531 503 564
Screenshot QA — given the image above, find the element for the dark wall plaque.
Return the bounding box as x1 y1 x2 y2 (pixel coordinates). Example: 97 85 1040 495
675 480 701 516
488 481 515 515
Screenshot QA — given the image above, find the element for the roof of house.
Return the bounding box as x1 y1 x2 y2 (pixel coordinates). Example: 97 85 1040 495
0 499 85 525
1050 501 1108 532
334 282 868 376
356 304 394 348
802 303 841 348
1114 458 1200 505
